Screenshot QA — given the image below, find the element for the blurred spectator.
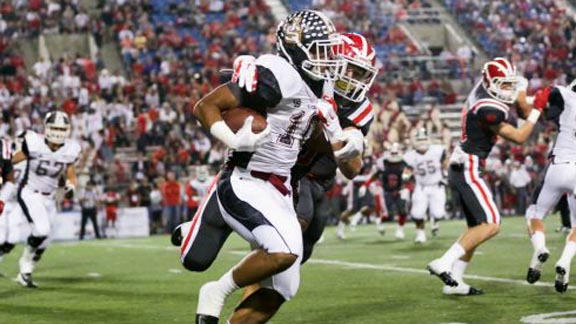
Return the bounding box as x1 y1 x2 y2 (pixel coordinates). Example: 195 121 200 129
162 171 182 233
149 181 164 235
509 160 532 215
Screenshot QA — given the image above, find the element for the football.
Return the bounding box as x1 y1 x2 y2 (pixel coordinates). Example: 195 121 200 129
222 107 267 133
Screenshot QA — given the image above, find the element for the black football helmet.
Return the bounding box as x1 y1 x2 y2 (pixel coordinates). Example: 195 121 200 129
276 10 341 81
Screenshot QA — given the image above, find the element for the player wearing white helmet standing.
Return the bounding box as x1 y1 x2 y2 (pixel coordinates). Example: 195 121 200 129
403 128 447 243
12 111 81 288
522 81 576 293
426 57 546 295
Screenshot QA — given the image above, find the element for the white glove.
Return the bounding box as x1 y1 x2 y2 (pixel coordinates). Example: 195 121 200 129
334 128 364 161
517 76 528 92
210 117 271 152
316 77 344 143
232 55 258 93
358 185 367 197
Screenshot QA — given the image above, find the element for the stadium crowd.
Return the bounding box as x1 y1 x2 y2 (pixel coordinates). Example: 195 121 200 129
0 0 566 234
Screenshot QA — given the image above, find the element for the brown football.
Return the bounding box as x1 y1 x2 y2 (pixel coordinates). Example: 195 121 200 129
222 107 267 133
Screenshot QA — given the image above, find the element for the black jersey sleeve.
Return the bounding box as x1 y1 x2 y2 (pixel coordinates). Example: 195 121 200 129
227 65 282 114
475 106 507 126
546 87 564 125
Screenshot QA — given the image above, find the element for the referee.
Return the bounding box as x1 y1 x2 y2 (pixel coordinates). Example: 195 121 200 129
79 181 101 240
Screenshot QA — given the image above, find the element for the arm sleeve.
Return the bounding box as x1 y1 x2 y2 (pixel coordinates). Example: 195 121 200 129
546 87 564 124
227 65 282 114
340 116 373 135
475 106 507 126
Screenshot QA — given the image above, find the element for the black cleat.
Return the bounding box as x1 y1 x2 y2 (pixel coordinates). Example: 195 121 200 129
427 266 458 287
431 226 439 237
17 273 38 288
467 287 484 295
196 314 219 324
171 224 183 247
526 268 541 284
555 266 569 293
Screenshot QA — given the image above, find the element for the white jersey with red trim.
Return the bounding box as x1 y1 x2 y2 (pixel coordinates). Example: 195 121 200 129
21 131 81 194
404 145 445 186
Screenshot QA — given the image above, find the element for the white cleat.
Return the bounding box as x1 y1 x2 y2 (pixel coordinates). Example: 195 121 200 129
336 231 346 240
427 259 458 287
415 231 427 244
555 261 570 293
442 283 483 295
197 281 226 319
377 224 386 236
395 228 405 240
17 273 38 288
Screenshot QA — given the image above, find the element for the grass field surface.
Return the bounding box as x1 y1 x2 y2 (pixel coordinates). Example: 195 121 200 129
0 216 575 324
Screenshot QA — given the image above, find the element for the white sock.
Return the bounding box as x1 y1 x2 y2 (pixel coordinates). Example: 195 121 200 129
531 231 546 252
452 259 468 283
558 241 576 266
217 270 239 296
439 243 466 266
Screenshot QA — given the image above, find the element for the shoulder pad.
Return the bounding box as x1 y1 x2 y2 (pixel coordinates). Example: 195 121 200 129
470 98 510 119
255 54 303 98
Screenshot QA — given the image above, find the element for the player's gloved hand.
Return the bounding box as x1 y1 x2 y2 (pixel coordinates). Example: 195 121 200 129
0 200 4 215
358 185 367 197
234 116 271 152
231 55 258 93
316 76 344 143
517 76 528 92
334 128 364 161
210 116 270 152
533 86 552 111
64 181 75 199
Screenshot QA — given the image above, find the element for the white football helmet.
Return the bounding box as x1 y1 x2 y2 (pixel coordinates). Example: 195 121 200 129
333 33 378 102
414 128 430 153
44 111 71 145
385 142 403 162
481 57 518 104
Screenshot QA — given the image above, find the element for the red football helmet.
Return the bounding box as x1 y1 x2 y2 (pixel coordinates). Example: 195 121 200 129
481 57 518 104
333 33 378 102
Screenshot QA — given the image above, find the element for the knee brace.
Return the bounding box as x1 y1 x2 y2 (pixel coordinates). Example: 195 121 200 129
27 235 47 249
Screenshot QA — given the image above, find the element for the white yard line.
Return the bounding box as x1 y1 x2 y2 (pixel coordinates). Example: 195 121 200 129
77 241 572 290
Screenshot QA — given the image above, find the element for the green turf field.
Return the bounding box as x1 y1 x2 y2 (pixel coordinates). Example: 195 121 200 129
0 216 575 324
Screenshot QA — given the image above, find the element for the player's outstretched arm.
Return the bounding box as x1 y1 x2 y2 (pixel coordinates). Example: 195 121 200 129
491 121 536 144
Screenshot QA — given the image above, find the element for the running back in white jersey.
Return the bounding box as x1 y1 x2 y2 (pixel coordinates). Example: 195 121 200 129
403 144 445 186
229 54 319 176
21 131 81 193
190 177 213 199
548 86 576 161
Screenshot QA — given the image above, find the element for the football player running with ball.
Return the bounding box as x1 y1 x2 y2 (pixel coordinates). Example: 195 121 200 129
427 58 546 295
190 10 355 324
523 80 576 293
12 111 80 288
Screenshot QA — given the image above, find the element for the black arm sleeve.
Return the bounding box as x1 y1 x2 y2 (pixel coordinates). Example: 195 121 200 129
546 87 564 125
227 65 282 114
340 117 373 136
